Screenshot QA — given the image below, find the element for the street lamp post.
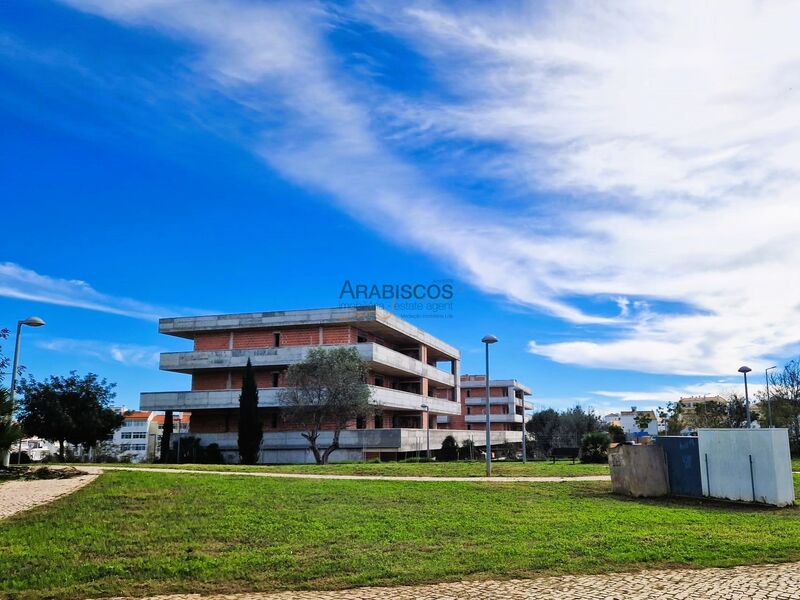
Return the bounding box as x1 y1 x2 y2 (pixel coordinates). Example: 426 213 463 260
521 399 527 464
765 366 777 428
421 404 430 459
738 366 753 428
4 317 46 467
482 335 498 477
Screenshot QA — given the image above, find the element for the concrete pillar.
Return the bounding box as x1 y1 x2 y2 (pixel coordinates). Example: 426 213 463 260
453 356 461 404
421 376 429 397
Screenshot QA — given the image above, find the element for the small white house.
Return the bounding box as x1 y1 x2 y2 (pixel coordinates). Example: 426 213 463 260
620 407 658 437
18 437 58 461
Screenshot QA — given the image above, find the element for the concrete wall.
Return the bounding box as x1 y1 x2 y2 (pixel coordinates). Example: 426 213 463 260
609 445 669 498
698 428 795 507
190 428 518 464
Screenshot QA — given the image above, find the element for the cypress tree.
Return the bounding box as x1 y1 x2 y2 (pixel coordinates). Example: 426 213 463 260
238 359 263 464
160 409 173 463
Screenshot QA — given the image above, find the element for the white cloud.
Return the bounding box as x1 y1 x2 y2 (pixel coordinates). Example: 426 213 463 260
57 0 800 375
0 262 209 321
37 337 161 368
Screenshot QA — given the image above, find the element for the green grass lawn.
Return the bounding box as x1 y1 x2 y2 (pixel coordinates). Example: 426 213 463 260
68 460 610 478
1 471 799 599
792 458 800 472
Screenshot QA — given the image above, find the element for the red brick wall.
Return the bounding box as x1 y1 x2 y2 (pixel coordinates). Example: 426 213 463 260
323 325 353 344
191 409 234 432
194 333 229 351
460 386 508 399
221 325 356 349
229 369 285 389
192 372 228 391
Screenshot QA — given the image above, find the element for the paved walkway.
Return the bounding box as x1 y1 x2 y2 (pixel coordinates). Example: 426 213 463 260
110 562 800 599
93 466 611 483
0 471 98 520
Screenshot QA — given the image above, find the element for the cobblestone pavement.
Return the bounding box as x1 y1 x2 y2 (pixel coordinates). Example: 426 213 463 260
0 471 98 520
111 562 800 600
94 466 611 483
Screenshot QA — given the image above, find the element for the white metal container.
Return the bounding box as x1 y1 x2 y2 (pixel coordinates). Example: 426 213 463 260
698 428 795 507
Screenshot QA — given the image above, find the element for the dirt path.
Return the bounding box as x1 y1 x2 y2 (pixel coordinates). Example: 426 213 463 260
0 472 98 520
92 465 610 483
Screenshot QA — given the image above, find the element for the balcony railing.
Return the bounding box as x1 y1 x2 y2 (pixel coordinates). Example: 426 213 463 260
464 413 524 424
159 342 455 387
140 384 460 415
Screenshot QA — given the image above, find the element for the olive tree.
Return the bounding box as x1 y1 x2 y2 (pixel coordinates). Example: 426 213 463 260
279 347 372 464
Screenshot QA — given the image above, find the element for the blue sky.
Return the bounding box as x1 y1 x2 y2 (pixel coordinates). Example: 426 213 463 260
2 0 799 415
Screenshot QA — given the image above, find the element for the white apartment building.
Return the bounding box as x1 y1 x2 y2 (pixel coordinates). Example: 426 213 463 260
111 411 158 462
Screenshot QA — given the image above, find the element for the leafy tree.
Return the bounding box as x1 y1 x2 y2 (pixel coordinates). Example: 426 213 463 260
160 409 173 463
237 359 263 465
657 402 683 435
459 438 477 460
608 423 626 444
439 435 459 461
0 388 23 458
0 329 23 462
763 360 800 447
725 393 758 428
17 372 121 460
559 405 603 444
280 347 372 464
526 406 604 455
634 411 653 432
526 408 560 455
580 431 610 463
687 401 728 429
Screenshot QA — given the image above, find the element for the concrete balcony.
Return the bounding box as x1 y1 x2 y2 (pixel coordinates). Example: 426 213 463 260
465 396 533 409
159 342 455 387
464 413 524 424
140 384 461 415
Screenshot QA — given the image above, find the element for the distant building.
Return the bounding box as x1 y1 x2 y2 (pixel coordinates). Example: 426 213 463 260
110 410 191 462
604 413 621 427
619 407 658 436
111 411 158 462
438 375 533 432
679 395 726 418
17 437 58 461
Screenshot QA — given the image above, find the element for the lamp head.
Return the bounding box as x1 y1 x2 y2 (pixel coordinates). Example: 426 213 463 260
481 335 498 344
21 316 45 327
738 365 752 374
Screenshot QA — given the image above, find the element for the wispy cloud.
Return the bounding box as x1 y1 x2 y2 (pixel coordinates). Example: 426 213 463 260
0 262 203 321
55 0 800 375
36 337 161 368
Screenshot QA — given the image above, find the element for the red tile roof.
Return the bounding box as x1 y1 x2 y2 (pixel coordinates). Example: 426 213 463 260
124 411 152 420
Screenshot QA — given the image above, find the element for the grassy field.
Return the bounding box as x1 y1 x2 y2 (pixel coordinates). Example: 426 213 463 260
67 460 610 478
1 471 799 599
792 458 800 472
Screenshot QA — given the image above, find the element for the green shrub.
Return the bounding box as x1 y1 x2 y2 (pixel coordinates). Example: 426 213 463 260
439 435 459 461
204 443 224 464
580 431 611 463
608 424 626 444
459 439 477 460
